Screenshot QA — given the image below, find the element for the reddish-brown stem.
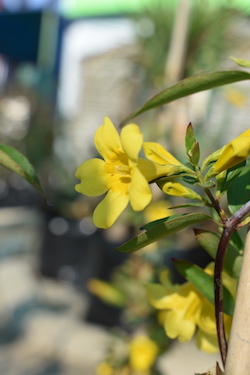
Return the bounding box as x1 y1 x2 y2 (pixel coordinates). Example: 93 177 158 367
204 188 227 223
214 200 250 368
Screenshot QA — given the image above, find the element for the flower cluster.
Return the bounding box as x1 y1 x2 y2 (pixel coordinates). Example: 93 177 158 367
96 334 159 375
146 263 237 353
75 118 249 229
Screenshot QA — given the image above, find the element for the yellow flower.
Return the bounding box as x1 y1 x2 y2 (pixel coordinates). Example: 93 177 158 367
129 335 159 371
142 142 201 200
157 178 202 200
87 278 125 307
143 142 180 166
96 362 114 375
146 264 236 353
75 117 167 228
143 200 172 222
212 129 250 174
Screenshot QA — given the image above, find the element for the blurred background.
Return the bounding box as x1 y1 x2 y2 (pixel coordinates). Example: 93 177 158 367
0 0 249 374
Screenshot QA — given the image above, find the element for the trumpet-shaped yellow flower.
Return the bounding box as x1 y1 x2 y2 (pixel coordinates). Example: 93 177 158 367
158 178 202 200
75 117 167 228
212 129 250 174
143 142 180 166
143 142 201 200
146 264 236 353
129 335 159 371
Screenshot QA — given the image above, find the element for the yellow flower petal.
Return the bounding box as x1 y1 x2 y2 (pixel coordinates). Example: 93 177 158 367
75 158 108 196
144 200 172 223
158 179 202 200
129 335 158 371
213 129 250 173
94 117 122 160
129 167 152 211
197 299 216 335
164 310 196 342
120 124 143 162
137 158 170 182
143 142 180 165
93 190 129 228
196 329 219 353
146 283 180 310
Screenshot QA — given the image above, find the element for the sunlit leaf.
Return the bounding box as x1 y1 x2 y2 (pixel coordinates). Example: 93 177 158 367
121 70 250 123
173 259 234 317
0 144 46 199
116 213 212 253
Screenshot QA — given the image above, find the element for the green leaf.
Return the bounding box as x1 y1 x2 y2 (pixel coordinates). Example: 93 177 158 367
188 141 200 166
230 56 250 68
0 144 46 199
116 213 212 253
168 202 205 209
173 259 234 317
227 161 250 214
141 214 184 231
194 229 242 278
121 70 250 123
218 161 246 195
185 122 196 153
185 123 200 166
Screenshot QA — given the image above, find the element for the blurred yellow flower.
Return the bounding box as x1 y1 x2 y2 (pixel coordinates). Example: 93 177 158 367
143 200 172 223
88 278 125 307
146 264 236 353
129 335 159 371
224 87 247 107
211 129 250 174
75 117 167 228
96 362 114 375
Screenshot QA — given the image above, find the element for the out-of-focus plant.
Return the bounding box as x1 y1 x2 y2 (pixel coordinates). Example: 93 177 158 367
89 253 170 375
75 56 250 374
133 1 240 89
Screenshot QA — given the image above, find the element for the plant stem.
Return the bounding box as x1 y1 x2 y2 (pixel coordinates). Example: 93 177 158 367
204 187 227 223
196 166 226 222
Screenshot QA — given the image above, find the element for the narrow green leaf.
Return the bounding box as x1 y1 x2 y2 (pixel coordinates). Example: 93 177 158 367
194 229 242 278
121 70 250 123
173 259 234 317
230 56 250 68
141 214 186 231
188 141 200 166
0 144 45 199
168 202 205 209
116 213 212 253
227 162 250 214
185 122 196 153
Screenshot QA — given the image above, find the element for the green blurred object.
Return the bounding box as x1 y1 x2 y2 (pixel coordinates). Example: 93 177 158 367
61 0 250 18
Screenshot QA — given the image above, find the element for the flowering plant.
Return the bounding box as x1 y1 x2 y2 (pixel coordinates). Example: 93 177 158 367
75 58 250 374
